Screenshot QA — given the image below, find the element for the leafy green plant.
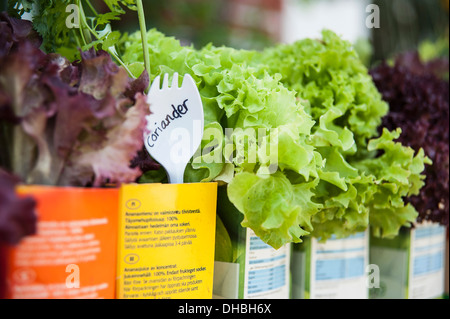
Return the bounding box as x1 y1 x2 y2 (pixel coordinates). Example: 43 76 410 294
8 0 149 79
3 2 432 249
0 12 151 187
123 29 429 248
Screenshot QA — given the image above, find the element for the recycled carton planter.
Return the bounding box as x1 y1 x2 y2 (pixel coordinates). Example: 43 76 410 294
370 222 447 299
213 187 291 299
3 186 119 299
3 183 218 300
291 231 370 299
116 182 218 299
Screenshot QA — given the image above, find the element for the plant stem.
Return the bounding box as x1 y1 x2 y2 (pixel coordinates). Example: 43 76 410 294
108 47 135 77
77 0 135 78
77 0 88 46
136 0 151 93
84 0 99 16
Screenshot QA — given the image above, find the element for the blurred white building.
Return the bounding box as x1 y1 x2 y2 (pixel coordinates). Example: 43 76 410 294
281 0 371 44
226 0 372 48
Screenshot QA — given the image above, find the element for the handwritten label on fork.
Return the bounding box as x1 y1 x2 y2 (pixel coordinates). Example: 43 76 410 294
146 99 189 148
144 73 204 184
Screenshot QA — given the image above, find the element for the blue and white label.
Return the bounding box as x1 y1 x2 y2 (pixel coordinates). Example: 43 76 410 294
244 229 291 299
310 231 369 299
409 222 446 299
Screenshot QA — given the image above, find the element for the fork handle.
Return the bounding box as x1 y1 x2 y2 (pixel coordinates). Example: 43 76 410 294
167 167 186 184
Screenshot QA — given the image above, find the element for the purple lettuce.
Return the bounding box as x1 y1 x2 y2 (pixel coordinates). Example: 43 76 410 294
0 12 156 187
0 169 37 245
370 52 449 226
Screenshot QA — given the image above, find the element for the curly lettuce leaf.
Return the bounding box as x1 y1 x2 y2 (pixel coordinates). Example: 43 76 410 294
258 30 389 153
122 28 428 247
353 129 430 238
254 30 426 240
309 146 374 241
228 171 320 249
59 93 149 187
123 28 320 177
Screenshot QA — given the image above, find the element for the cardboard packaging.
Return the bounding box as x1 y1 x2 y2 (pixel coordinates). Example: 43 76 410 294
3 183 218 300
116 182 218 299
213 187 291 299
370 222 447 299
292 231 370 299
3 186 119 299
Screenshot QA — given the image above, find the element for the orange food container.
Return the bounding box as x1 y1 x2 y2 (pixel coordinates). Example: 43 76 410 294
3 186 119 299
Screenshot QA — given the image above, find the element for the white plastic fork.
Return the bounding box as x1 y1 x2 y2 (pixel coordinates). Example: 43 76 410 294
144 73 204 184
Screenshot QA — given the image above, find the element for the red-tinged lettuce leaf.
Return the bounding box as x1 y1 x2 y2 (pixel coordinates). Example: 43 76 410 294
0 20 13 59
125 69 150 101
78 49 130 100
130 148 161 173
0 39 52 180
0 12 41 60
0 169 37 245
1 13 154 187
59 93 150 187
0 41 49 117
394 51 449 80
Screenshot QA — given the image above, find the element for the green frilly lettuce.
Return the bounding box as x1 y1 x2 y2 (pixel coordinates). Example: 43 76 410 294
124 30 323 248
254 31 428 242
122 29 428 248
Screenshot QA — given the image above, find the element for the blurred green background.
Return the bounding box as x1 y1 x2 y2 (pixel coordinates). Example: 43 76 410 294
1 0 448 62
371 0 449 62
106 0 278 50
105 0 450 63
